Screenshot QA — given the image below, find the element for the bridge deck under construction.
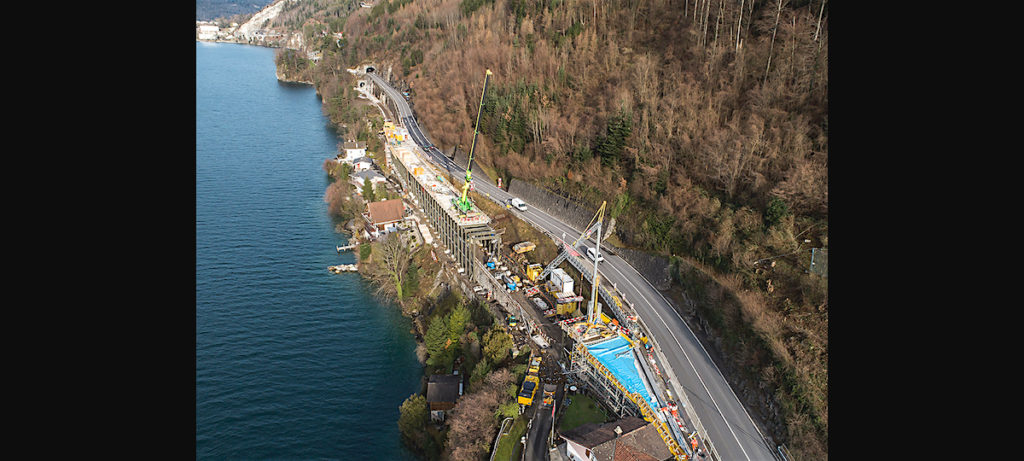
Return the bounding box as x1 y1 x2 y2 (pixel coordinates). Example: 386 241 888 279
582 335 657 410
570 330 689 460
388 125 500 278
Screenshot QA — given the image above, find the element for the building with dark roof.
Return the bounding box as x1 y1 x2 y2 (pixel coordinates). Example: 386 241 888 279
351 156 374 172
560 416 672 461
350 168 388 194
341 141 367 162
426 373 463 422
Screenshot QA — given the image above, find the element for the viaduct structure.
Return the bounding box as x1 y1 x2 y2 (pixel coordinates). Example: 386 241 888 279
388 139 501 279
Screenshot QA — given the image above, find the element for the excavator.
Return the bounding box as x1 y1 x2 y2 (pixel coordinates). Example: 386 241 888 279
453 69 492 215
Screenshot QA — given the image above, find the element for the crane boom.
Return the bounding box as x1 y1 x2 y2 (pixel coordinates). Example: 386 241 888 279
455 69 492 213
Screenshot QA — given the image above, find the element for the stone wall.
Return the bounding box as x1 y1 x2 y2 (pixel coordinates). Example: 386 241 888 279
506 179 595 234
612 246 672 291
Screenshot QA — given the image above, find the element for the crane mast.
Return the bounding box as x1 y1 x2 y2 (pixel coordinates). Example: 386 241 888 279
455 69 492 213
586 201 607 327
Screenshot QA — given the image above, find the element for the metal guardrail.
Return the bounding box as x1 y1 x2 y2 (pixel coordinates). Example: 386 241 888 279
490 417 514 461
633 312 718 461
777 443 792 461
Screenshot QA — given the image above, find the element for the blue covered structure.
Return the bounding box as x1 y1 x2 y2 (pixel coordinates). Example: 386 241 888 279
584 335 659 409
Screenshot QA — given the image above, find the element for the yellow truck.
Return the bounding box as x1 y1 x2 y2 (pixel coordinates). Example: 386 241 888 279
513 241 536 254
528 355 542 375
518 374 540 406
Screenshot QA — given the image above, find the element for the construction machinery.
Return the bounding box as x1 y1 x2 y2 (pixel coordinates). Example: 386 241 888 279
518 374 540 406
536 201 608 330
525 263 543 282
528 355 542 375
542 383 557 407
453 69 492 214
501 273 518 292
512 241 536 254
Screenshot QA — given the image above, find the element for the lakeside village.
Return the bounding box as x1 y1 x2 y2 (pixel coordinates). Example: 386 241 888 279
195 0 380 59
320 74 707 461
197 18 330 63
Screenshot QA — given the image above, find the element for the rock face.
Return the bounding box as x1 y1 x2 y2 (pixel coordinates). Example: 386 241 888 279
234 0 294 41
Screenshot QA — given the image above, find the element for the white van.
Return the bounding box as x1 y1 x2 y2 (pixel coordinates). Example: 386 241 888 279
510 198 527 211
586 246 604 262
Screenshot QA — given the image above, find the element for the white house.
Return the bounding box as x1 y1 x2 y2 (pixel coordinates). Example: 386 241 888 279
198 24 219 40
341 141 367 162
364 199 406 239
350 169 388 192
351 156 374 172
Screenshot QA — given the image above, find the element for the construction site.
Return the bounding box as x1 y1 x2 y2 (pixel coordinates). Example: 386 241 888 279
365 69 706 461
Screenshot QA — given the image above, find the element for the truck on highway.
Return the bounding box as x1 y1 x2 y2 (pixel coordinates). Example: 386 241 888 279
518 374 540 406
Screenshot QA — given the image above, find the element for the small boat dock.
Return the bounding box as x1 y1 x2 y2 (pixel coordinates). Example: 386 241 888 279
336 238 360 253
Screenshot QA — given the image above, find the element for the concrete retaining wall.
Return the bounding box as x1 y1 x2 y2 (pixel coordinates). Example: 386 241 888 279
507 179 595 234
612 247 672 291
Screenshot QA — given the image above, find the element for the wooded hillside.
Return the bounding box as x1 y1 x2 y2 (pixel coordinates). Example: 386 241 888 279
280 0 828 458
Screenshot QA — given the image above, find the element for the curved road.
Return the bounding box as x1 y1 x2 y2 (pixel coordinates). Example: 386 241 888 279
366 71 777 461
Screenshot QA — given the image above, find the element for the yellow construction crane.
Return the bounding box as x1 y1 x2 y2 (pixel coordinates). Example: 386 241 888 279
454 69 492 214
585 201 607 330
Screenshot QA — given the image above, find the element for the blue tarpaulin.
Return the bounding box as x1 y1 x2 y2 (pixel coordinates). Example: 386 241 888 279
585 335 658 409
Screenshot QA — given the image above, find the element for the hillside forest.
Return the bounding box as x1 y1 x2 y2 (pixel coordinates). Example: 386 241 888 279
268 0 828 459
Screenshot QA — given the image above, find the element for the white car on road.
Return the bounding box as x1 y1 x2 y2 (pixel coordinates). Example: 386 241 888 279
586 246 604 262
509 197 527 211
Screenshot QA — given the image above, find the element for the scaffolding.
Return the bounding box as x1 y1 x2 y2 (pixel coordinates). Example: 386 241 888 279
567 333 689 460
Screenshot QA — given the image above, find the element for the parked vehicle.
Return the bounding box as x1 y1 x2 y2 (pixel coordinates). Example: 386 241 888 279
518 375 540 406
542 383 557 407
513 241 536 254
502 274 518 291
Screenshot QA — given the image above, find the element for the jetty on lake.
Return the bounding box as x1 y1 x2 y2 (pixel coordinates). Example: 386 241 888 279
336 238 359 253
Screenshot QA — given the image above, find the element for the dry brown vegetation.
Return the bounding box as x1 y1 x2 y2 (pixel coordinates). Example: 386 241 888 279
444 368 515 461
294 0 827 457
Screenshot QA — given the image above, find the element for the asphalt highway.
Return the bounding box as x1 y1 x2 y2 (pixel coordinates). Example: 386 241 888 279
365 71 778 461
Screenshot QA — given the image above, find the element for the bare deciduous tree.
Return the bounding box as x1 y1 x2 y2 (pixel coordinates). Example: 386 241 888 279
375 232 412 300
